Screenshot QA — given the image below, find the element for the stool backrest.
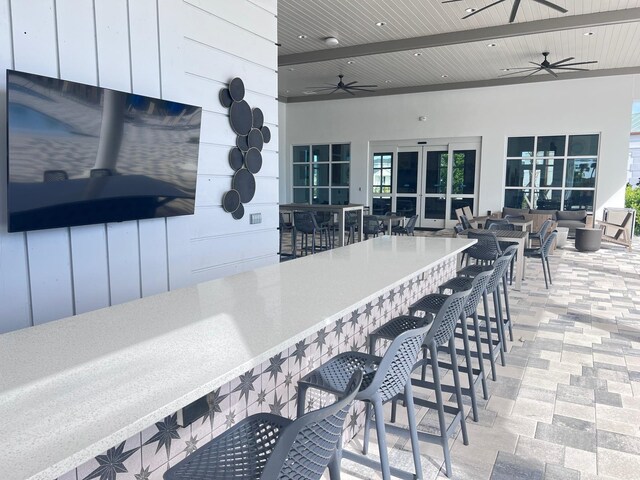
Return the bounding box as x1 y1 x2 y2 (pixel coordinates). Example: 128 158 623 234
261 371 363 480
404 214 418 234
294 211 318 234
485 218 509 230
463 270 493 318
536 218 554 242
541 231 558 258
363 215 382 235
486 255 512 293
427 289 471 347
460 214 473 230
361 321 432 403
467 231 501 261
488 222 515 231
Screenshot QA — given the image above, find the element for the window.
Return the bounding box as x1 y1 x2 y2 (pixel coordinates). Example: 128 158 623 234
504 134 598 211
292 143 350 205
372 152 392 215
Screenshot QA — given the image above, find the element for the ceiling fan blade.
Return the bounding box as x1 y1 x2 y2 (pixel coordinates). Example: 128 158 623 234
352 84 378 88
499 68 540 77
327 87 340 94
529 62 543 67
523 69 542 79
311 87 340 91
345 88 356 96
509 0 522 23
344 81 358 87
555 60 598 67
543 67 559 78
442 0 464 3
348 88 377 92
550 57 575 66
532 0 569 14
462 0 507 19
553 67 590 71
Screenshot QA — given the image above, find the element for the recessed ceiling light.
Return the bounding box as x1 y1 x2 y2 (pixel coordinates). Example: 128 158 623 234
414 52 422 56
347 60 355 64
384 80 392 83
297 34 307 39
285 90 290 93
501 68 510 72
584 31 594 36
288 67 295 71
324 37 339 46
302 91 316 95
376 21 386 26
441 74 448 78
465 8 477 13
487 43 497 47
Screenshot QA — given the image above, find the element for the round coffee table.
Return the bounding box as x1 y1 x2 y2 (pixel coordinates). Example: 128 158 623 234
575 227 602 252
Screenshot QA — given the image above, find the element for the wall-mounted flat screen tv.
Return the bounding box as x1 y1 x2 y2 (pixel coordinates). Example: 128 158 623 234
6 69 202 233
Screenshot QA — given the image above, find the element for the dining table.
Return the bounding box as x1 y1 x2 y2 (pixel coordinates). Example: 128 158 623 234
376 214 406 235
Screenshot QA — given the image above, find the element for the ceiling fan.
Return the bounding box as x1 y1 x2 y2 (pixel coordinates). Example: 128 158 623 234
442 0 568 23
307 74 378 95
500 52 598 78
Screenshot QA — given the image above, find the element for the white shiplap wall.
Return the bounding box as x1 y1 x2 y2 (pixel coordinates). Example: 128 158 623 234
0 0 279 333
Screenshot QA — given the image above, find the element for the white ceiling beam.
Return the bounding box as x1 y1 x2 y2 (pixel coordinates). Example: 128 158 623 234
282 66 640 103
279 9 640 66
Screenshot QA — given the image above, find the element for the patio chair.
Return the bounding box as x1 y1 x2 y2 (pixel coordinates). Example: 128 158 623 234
524 231 558 289
392 214 417 235
598 210 634 250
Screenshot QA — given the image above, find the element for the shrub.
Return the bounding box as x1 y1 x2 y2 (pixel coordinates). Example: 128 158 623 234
625 183 640 235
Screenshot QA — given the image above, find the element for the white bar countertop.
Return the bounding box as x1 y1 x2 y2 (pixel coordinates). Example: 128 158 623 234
0 236 474 480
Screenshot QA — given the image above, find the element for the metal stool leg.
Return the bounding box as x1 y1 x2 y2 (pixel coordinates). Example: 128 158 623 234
430 342 453 477
404 380 423 480
502 274 514 341
458 313 479 422
472 309 489 399
494 287 508 353
449 336 469 445
362 402 372 455
482 290 499 380
373 398 391 480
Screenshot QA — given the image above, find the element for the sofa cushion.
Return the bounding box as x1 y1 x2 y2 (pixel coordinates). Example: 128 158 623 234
503 207 529 217
555 210 587 221
557 220 587 229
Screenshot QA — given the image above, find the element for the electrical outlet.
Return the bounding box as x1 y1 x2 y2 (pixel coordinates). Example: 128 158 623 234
250 213 262 224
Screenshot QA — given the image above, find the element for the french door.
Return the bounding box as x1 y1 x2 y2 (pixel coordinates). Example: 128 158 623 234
372 142 480 229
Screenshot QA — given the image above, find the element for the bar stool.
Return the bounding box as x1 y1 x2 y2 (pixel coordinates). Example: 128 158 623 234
297 322 432 480
406 270 493 422
458 254 513 372
293 211 326 256
164 371 362 480
368 290 471 478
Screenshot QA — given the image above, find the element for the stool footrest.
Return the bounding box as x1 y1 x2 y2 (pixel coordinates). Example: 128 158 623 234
342 445 418 480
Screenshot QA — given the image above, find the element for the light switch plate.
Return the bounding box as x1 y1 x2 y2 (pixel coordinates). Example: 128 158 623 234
250 213 262 224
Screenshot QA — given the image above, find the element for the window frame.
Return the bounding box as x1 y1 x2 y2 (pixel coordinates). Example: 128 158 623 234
292 142 350 205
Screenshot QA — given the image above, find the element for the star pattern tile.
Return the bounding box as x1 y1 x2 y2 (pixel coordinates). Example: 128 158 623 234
183 435 199 456
143 415 180 459
225 410 236 429
314 327 329 350
290 339 309 366
269 393 286 416
233 368 260 404
203 387 228 429
134 467 151 480
264 353 286 383
83 442 139 480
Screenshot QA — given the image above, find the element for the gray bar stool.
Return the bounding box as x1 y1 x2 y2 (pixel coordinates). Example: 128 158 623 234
297 322 433 480
406 270 493 422
164 371 363 480
367 290 471 478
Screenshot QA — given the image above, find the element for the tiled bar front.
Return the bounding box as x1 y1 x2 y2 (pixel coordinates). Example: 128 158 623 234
61 256 457 480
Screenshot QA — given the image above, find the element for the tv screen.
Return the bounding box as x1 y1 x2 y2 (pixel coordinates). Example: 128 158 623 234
6 69 202 232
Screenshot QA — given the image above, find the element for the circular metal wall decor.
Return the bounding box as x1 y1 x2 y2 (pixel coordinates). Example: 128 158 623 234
252 108 264 128
245 148 262 174
219 77 271 219
229 77 245 101
248 128 264 151
236 134 250 152
219 88 233 108
232 168 256 203
261 126 271 144
229 100 252 135
229 148 244 170
222 189 241 213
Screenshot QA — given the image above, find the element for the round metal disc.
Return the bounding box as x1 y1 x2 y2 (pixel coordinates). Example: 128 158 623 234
261 126 272 143
228 148 244 171
219 88 233 108
252 108 264 128
232 203 245 220
247 128 264 151
228 77 245 102
236 134 249 152
245 148 263 174
232 168 256 203
222 189 241 213
229 100 252 135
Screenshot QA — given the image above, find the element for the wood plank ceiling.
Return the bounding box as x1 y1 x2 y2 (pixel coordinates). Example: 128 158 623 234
277 0 640 101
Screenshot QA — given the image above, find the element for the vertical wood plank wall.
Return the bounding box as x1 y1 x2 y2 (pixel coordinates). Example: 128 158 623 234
0 0 279 333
